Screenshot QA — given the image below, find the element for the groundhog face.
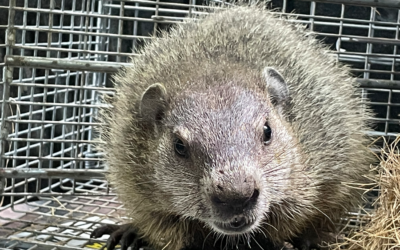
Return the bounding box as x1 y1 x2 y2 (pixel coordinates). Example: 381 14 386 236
139 68 306 237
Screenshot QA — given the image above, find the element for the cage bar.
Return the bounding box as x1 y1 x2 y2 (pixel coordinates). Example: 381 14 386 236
0 0 399 249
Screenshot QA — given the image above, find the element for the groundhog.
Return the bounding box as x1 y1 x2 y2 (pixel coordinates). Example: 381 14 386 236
90 5 373 250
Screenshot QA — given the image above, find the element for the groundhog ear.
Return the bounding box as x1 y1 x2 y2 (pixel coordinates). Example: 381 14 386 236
139 83 168 125
262 67 290 106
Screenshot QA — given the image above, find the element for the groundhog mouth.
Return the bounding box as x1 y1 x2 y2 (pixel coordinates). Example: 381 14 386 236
212 215 255 235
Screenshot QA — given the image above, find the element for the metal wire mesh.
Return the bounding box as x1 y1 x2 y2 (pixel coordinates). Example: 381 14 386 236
0 0 399 249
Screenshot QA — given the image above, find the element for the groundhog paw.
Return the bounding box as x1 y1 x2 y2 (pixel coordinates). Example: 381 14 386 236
90 223 144 250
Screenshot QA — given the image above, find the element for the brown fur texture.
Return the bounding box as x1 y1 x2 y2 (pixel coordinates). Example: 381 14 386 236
98 5 373 250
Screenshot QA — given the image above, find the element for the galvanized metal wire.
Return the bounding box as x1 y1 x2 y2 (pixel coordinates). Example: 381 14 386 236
0 0 399 249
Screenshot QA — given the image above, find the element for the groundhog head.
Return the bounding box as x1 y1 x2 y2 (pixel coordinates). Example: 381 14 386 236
138 67 308 237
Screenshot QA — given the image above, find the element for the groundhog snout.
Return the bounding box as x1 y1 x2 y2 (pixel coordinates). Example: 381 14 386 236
211 176 259 214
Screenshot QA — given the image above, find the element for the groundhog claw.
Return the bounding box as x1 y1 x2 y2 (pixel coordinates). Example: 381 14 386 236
91 223 143 250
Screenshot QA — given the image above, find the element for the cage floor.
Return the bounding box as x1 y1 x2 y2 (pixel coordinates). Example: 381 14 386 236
0 195 125 250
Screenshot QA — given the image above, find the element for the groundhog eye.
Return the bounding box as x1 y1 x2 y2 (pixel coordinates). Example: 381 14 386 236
174 138 187 157
263 123 272 144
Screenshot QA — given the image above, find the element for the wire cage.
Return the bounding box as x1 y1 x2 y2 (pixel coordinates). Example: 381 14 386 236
0 0 399 249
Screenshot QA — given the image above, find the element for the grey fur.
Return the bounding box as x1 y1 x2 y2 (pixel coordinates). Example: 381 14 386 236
97 5 373 250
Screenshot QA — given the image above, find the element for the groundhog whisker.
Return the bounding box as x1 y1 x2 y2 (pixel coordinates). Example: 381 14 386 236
250 234 265 250
216 233 224 249
243 233 252 247
259 217 278 233
255 226 268 239
202 231 214 250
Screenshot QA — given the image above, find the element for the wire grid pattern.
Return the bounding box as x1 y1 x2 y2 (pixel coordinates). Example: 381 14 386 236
277 1 400 142
0 0 399 249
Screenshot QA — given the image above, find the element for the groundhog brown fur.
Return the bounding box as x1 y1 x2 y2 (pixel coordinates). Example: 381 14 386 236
91 5 373 250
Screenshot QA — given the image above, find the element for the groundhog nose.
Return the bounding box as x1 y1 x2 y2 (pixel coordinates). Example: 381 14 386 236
212 188 259 212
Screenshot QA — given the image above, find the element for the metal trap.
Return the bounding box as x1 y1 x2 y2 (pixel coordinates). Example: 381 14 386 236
0 0 399 249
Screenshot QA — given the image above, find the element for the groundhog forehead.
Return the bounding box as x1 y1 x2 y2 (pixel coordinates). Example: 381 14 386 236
169 83 269 127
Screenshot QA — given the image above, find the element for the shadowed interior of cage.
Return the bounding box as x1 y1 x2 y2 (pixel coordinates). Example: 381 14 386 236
0 0 399 249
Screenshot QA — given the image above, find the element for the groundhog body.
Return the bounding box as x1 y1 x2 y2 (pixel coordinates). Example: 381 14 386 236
98 5 372 250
